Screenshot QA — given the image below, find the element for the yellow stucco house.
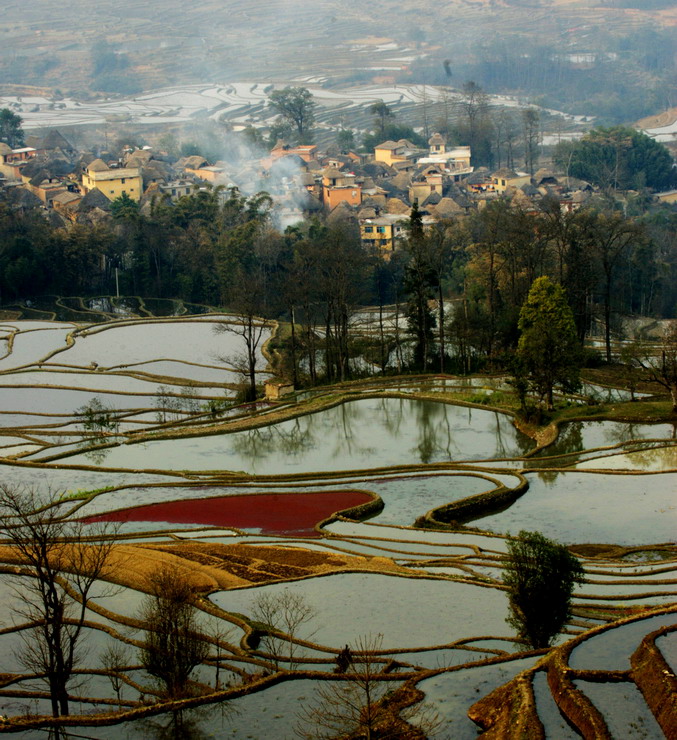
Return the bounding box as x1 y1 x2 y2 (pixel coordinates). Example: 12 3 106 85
81 159 143 201
360 214 408 254
374 139 420 167
491 168 531 194
374 140 406 166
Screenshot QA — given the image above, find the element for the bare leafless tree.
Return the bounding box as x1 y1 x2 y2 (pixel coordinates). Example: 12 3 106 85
214 288 271 403
101 642 129 709
251 588 316 670
634 322 677 411
0 484 116 719
295 634 441 740
207 616 234 690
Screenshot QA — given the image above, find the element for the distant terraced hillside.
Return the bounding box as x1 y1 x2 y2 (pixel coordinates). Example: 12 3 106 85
0 0 674 97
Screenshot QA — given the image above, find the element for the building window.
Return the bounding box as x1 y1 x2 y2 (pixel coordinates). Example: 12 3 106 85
364 226 373 233
377 226 386 234
121 178 126 184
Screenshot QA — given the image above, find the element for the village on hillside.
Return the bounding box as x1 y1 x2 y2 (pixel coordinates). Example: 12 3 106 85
0 125 630 255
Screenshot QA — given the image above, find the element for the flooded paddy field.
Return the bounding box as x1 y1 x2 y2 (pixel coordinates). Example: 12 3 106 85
0 313 674 738
473 471 677 545
212 572 512 649
52 397 533 472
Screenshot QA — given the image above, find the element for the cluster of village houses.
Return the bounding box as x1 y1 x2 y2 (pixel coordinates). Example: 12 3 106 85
0 128 601 252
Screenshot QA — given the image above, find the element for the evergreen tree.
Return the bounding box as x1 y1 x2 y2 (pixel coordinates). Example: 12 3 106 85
404 203 436 371
503 530 584 649
0 108 24 147
554 126 677 191
516 276 582 411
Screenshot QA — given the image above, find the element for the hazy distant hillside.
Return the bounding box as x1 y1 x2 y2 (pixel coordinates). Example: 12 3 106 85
1 0 675 122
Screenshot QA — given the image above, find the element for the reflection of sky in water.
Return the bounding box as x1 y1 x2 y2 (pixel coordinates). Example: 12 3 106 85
325 520 509 552
51 320 269 370
213 572 511 649
569 613 677 671
574 680 664 739
84 678 345 740
656 632 677 675
473 471 677 544
58 398 533 473
397 647 496 669
0 465 171 498
0 327 72 370
533 671 580 739
0 386 158 414
365 474 496 525
124 359 241 383
414 657 538 740
0 370 189 395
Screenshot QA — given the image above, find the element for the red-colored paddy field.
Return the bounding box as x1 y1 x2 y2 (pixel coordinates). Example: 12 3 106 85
84 490 373 537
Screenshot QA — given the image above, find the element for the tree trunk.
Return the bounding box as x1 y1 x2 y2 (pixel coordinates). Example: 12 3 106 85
604 273 612 364
378 298 385 373
438 283 445 373
290 306 298 388
394 296 402 373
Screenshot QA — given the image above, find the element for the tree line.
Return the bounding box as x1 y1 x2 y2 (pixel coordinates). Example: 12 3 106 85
2 186 677 384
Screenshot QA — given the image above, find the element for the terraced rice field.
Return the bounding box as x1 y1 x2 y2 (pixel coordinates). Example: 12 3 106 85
0 306 674 738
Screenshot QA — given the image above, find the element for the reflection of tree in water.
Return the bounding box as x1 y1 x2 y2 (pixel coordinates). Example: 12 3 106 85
230 418 314 460
492 411 516 459
137 705 219 740
626 442 677 470
327 401 376 461
537 423 584 460
82 445 112 465
76 397 120 464
230 399 535 468
603 422 643 447
536 468 562 485
377 397 406 437
405 403 534 464
414 400 454 464
510 414 536 458
603 421 677 447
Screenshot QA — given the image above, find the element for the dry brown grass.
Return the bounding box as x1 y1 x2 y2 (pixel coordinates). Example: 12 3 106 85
636 106 677 130
0 540 410 597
